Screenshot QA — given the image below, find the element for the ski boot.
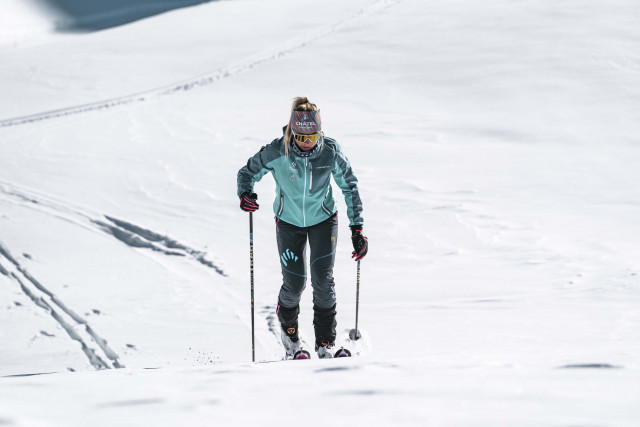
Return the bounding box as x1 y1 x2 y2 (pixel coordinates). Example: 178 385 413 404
315 340 335 359
314 305 337 359
278 302 309 359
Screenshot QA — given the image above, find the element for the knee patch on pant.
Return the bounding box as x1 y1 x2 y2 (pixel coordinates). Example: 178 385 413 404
313 304 337 347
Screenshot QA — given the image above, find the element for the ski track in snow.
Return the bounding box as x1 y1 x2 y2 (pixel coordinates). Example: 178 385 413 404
0 180 229 370
94 215 226 276
0 241 122 370
261 304 281 342
0 180 226 276
0 0 403 128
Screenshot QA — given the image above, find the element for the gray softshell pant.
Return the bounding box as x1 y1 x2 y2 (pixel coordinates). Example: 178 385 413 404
276 212 338 309
276 213 338 347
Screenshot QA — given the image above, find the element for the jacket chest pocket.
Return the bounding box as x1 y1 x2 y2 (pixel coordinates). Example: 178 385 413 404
310 163 331 193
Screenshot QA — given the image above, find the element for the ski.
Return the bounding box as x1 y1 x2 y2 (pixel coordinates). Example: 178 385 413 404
334 347 351 358
293 349 311 360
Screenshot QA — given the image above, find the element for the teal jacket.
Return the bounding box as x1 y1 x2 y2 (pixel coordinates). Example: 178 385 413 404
237 134 363 228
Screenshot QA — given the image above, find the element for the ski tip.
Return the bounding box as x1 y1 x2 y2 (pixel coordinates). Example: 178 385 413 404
293 350 311 360
334 348 352 358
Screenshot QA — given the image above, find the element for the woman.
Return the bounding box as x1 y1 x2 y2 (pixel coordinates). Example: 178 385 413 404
237 97 368 359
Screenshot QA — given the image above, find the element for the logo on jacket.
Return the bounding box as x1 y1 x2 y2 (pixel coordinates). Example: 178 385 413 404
289 161 298 181
281 249 299 267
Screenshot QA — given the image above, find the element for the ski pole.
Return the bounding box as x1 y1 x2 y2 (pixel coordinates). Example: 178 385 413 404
355 259 360 339
250 212 255 362
350 259 362 341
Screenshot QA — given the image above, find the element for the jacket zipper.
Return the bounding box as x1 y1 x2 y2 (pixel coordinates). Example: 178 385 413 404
303 159 308 226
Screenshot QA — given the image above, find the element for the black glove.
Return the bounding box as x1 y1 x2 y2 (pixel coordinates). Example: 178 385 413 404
240 192 259 212
350 226 368 261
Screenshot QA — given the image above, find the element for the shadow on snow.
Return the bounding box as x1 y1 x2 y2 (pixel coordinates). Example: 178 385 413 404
36 0 216 31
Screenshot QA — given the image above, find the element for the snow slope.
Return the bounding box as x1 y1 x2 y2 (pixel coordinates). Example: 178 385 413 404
1 0 640 425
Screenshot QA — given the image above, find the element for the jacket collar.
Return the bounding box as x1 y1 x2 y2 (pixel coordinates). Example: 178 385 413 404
291 139 321 158
282 124 322 158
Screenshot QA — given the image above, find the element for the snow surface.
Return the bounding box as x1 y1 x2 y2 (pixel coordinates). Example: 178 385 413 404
1 0 640 425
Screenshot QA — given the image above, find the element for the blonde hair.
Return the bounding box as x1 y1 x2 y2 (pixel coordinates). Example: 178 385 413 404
285 96 323 156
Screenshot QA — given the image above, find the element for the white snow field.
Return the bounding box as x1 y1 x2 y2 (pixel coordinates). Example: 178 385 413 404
1 0 640 425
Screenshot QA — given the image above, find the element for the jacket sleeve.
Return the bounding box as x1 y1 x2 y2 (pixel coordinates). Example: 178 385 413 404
237 139 281 198
332 142 364 226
